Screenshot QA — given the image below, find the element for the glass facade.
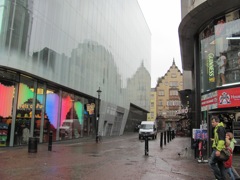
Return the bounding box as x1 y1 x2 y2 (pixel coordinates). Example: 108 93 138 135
200 9 240 92
0 0 150 109
0 0 151 146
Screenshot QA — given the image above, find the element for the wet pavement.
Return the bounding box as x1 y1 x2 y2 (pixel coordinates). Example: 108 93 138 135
0 133 239 180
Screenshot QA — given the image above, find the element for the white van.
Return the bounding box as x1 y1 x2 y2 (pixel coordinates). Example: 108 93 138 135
138 121 157 140
59 119 81 139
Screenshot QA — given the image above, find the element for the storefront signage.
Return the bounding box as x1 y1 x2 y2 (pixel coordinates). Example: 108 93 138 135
19 103 43 110
201 91 218 111
176 108 188 115
208 53 215 83
218 87 240 108
86 103 95 115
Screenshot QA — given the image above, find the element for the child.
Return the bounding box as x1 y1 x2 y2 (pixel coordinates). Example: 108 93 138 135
225 132 237 180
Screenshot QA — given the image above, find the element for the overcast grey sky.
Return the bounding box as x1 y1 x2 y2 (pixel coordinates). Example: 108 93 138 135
137 1 182 87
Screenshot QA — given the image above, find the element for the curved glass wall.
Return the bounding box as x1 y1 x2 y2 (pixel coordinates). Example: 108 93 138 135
199 9 240 93
0 0 151 111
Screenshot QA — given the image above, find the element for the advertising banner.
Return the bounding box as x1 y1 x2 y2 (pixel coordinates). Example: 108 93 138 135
201 91 218 111
218 87 240 108
192 129 208 140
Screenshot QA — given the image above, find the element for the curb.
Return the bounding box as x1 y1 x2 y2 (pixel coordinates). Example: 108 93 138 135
232 167 240 179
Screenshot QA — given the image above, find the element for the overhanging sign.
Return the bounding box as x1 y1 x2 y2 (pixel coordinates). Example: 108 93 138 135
201 91 218 111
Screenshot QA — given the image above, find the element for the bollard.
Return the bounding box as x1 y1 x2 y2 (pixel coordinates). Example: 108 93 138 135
160 132 163 148
48 131 53 151
167 130 169 143
172 130 175 139
170 130 172 141
144 135 149 156
96 135 99 143
164 131 166 145
28 137 38 153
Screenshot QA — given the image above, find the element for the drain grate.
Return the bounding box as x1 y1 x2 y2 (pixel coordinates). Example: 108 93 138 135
89 154 101 157
125 163 133 165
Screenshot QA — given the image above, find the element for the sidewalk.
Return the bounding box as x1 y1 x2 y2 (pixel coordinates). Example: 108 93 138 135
0 134 239 180
232 151 240 178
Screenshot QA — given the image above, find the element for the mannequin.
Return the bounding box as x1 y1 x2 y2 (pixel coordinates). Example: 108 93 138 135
217 52 227 86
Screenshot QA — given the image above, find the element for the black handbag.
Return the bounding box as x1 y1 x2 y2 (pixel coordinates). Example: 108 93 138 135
219 147 231 161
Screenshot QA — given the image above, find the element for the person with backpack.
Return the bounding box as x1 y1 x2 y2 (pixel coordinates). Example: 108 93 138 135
209 116 226 180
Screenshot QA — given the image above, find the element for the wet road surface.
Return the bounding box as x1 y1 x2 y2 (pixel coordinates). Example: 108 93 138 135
0 134 218 180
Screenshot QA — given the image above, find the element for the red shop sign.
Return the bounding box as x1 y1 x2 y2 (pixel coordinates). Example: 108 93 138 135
218 87 240 108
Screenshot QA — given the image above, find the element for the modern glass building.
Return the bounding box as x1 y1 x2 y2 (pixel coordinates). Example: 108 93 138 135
0 0 151 147
179 0 240 156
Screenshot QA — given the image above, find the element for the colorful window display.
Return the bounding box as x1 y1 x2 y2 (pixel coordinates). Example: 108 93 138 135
59 93 85 140
0 83 14 118
0 82 14 145
0 71 17 146
0 72 94 146
16 77 34 146
45 88 60 142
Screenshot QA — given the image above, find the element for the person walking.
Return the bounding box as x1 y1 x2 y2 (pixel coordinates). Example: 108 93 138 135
225 132 237 180
209 116 226 180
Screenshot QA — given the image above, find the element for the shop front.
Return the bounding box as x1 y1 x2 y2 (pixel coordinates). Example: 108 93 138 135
201 87 240 157
0 69 97 147
196 8 240 158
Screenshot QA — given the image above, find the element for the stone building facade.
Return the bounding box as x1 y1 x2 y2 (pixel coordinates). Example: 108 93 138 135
155 60 183 131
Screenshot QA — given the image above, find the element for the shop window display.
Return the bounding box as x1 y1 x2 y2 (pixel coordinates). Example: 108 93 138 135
0 117 9 146
15 76 36 145
45 88 60 142
83 101 95 137
16 82 33 146
59 92 74 140
0 71 95 145
59 94 85 140
73 95 84 138
0 81 15 146
200 9 240 92
35 83 52 143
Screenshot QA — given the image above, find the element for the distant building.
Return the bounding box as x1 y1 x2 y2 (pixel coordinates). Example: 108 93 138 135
155 59 183 130
147 88 157 121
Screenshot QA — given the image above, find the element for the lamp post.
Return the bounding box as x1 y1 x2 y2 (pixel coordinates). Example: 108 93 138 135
96 87 102 143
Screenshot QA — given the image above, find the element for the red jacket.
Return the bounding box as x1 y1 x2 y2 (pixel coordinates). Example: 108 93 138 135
224 147 233 168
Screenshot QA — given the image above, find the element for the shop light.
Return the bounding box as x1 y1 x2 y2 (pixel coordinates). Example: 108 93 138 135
226 37 240 40
222 82 240 87
210 40 215 45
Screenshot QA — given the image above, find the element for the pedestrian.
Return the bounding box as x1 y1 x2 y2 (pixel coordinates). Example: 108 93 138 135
224 132 237 180
22 125 30 144
209 116 226 180
16 123 23 145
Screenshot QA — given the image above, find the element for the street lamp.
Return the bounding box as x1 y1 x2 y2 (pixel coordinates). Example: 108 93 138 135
96 87 102 143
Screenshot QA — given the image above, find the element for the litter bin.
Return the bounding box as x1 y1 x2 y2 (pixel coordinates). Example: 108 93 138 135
28 137 38 153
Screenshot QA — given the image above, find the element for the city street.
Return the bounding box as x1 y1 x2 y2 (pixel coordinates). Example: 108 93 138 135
0 133 225 180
